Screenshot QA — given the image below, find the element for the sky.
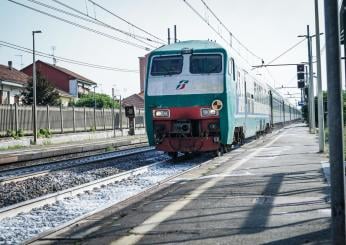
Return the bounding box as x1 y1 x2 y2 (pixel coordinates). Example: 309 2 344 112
0 0 332 105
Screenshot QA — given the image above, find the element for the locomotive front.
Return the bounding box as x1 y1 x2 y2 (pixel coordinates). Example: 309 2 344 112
144 41 227 157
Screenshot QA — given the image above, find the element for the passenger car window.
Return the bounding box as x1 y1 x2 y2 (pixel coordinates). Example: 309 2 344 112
190 54 222 74
151 55 183 76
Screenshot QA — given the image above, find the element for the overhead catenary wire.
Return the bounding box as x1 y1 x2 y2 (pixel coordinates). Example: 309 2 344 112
266 38 306 65
51 0 164 46
8 0 152 51
88 0 166 43
199 0 262 61
182 0 256 68
25 0 159 48
0 40 139 73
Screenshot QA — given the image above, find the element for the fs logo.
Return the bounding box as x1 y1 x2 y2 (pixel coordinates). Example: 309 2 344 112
176 80 189 90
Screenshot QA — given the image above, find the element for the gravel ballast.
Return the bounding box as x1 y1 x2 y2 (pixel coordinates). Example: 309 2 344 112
0 158 206 244
0 150 166 207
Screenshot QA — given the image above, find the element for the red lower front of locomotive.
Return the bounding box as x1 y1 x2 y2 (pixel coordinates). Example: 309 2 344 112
152 107 220 153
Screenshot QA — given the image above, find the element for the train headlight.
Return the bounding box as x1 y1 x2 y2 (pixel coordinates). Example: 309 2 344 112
153 109 170 118
201 108 219 117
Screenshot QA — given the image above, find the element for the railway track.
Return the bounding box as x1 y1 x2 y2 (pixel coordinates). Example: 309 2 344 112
0 129 284 244
0 145 155 184
0 155 208 244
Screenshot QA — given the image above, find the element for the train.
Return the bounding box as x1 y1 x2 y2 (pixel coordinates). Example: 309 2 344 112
144 40 300 157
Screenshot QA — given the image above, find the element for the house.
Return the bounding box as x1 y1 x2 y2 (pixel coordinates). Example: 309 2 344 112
21 60 97 99
122 92 144 109
0 61 29 104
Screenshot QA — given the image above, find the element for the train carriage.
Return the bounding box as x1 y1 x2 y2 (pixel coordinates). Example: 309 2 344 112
144 40 300 157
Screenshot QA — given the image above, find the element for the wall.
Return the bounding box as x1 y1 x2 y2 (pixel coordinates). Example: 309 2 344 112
0 105 145 136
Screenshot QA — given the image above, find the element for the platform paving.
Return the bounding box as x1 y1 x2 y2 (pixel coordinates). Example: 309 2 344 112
39 124 331 245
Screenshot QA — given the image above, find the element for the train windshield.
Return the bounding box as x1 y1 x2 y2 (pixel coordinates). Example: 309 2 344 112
190 54 222 74
151 55 183 76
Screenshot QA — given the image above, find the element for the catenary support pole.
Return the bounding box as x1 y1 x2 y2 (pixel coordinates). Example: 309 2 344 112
314 0 325 152
307 25 315 133
324 0 346 243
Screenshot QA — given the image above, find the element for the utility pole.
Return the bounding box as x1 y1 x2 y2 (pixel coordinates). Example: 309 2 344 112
314 0 325 152
324 0 346 243
32 30 42 144
307 25 315 133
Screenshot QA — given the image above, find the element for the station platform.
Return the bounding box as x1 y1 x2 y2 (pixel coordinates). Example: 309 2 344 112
0 131 147 165
41 124 331 244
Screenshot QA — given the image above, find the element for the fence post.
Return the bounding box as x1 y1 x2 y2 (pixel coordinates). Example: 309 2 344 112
84 107 86 131
102 108 106 130
60 104 64 134
73 105 76 133
93 106 96 130
112 106 115 137
10 104 14 131
14 103 18 132
46 104 50 130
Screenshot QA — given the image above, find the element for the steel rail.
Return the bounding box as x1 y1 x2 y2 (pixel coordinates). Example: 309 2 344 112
0 145 155 184
24 158 207 245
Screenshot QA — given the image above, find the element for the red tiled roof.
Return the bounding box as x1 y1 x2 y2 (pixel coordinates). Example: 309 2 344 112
0 64 29 85
22 60 97 85
122 93 144 109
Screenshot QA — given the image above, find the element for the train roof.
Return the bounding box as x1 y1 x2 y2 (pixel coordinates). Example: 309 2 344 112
154 40 225 53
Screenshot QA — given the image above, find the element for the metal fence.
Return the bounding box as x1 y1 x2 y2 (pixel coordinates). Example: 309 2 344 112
0 104 145 136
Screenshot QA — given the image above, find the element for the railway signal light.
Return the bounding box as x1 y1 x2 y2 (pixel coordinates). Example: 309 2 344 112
297 64 305 82
298 81 305 88
297 64 305 89
297 64 305 73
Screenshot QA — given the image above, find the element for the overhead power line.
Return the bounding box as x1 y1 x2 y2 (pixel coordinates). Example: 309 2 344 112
51 0 164 46
182 0 257 67
0 40 139 73
88 0 166 43
266 38 306 65
8 0 151 51
199 0 262 60
25 0 159 48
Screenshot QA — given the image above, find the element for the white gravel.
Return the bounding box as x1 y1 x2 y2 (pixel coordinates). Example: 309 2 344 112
0 160 201 244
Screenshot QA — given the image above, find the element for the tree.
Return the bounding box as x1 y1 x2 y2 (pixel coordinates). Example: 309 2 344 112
74 92 119 109
22 72 60 106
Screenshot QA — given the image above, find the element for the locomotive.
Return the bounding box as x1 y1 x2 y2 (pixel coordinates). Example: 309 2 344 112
144 40 300 157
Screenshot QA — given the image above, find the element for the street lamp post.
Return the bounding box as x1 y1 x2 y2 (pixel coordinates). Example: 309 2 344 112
32 30 42 144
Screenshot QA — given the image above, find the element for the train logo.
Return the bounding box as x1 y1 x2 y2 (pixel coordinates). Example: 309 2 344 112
176 80 189 90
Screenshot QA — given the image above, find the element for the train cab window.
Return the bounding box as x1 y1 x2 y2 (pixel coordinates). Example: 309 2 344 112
190 54 222 74
151 55 183 76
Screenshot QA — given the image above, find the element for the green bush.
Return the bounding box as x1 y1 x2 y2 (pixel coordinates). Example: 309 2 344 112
6 129 23 139
38 128 52 138
73 93 119 109
17 129 24 137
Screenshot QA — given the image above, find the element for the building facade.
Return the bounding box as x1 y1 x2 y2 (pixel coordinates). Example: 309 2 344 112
21 60 97 99
0 61 29 105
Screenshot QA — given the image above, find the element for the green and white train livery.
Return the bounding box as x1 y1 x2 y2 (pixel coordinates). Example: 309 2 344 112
144 40 300 157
